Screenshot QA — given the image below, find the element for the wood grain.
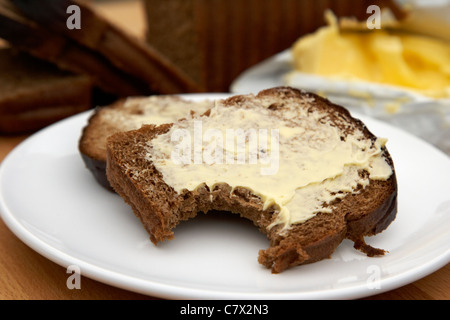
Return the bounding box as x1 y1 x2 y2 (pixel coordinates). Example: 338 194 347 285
0 0 448 300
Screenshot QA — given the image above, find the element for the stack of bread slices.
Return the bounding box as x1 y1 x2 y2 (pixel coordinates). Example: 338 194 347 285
0 0 199 133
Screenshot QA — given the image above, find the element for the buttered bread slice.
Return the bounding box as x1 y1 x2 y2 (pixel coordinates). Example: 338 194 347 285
106 87 397 273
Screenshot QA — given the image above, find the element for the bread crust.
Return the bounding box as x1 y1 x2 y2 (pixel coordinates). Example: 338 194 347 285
106 87 398 273
79 101 126 191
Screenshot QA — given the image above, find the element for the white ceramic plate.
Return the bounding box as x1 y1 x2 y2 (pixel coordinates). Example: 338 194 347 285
0 94 449 300
230 50 293 95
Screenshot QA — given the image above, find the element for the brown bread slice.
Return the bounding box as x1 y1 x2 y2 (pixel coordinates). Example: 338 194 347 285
79 96 213 190
10 0 201 94
106 87 398 273
0 47 92 133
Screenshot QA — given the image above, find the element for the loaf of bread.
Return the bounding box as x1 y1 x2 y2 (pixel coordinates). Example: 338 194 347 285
106 87 398 273
143 0 404 92
79 95 213 190
0 47 92 133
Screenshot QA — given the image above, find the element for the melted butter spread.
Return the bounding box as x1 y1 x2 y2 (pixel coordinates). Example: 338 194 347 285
145 95 393 232
103 96 213 131
291 13 450 98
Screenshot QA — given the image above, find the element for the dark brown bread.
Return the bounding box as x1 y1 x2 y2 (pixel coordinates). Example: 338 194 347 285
0 47 92 133
10 0 201 94
79 96 213 190
0 0 151 97
106 87 398 273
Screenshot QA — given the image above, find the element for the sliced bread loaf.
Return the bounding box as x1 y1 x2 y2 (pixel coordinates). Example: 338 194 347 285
79 96 213 190
106 87 398 273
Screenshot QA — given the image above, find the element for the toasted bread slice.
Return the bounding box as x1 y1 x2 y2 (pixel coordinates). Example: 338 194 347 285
79 95 213 190
106 87 397 273
0 47 92 133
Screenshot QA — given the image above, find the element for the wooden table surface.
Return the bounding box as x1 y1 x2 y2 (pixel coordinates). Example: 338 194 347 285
0 0 448 300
